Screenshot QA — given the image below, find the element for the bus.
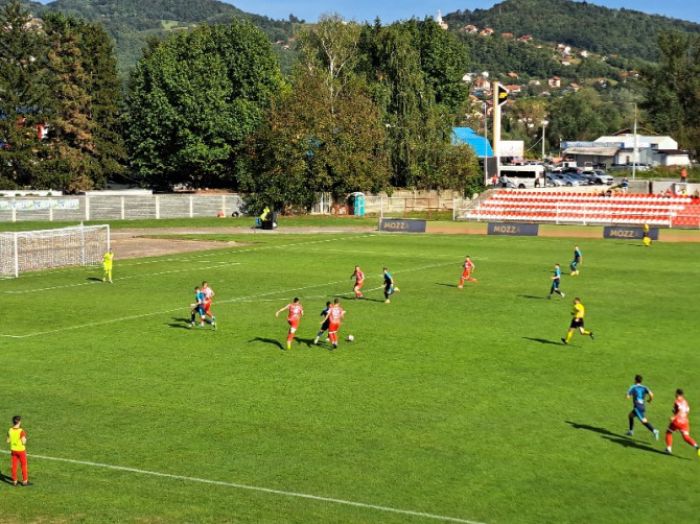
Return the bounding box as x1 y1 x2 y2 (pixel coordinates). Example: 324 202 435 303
498 164 545 189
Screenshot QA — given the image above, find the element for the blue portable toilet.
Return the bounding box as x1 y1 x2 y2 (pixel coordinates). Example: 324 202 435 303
348 192 366 216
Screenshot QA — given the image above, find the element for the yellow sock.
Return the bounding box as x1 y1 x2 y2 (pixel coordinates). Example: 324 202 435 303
582 330 591 336
566 331 574 343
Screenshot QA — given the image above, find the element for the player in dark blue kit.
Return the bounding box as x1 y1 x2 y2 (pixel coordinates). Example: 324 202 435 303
383 267 399 304
626 374 660 440
190 286 214 328
313 301 332 345
570 246 582 276
548 263 565 299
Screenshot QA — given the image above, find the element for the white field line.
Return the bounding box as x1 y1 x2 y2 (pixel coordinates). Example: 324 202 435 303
0 234 377 283
0 261 456 339
0 262 242 295
0 450 483 524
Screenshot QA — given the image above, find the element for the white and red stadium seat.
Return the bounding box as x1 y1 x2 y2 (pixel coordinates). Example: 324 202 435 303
463 190 700 227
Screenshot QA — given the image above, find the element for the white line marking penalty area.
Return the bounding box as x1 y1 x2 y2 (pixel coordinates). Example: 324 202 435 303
0 450 483 524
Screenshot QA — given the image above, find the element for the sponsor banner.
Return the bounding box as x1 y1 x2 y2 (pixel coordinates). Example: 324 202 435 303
0 199 80 211
487 222 539 236
603 226 659 240
379 218 427 233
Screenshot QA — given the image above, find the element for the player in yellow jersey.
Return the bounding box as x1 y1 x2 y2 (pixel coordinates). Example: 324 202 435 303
642 223 652 247
102 249 114 283
7 415 29 486
562 297 594 345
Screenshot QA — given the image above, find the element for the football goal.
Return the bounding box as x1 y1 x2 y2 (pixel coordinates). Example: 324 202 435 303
0 224 110 278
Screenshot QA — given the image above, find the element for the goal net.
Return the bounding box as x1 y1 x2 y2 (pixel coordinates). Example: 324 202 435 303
0 224 110 278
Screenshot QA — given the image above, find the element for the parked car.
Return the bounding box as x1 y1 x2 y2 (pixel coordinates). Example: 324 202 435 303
545 173 565 187
577 171 611 185
549 173 582 186
592 169 613 185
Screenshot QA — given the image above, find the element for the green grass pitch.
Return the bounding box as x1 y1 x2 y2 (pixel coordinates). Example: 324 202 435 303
0 232 699 523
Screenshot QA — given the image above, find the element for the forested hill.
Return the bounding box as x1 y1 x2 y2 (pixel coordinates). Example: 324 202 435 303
444 0 700 62
5 0 297 72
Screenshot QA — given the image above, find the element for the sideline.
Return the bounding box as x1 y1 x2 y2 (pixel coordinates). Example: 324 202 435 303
0 450 483 524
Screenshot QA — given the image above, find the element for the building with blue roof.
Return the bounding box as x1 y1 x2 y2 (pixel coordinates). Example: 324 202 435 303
452 127 493 158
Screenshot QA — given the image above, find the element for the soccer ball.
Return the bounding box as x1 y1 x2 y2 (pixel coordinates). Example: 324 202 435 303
346 334 354 342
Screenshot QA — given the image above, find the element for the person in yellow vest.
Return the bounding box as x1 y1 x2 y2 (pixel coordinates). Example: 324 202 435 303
642 223 652 247
561 297 595 345
102 249 114 283
7 415 29 486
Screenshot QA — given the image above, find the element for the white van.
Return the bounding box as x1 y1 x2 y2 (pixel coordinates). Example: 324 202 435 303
498 165 545 189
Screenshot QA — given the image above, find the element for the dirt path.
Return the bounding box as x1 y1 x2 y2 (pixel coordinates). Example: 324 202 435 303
110 226 375 259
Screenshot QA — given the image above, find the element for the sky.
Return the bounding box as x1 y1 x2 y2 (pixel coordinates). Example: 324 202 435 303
224 0 700 24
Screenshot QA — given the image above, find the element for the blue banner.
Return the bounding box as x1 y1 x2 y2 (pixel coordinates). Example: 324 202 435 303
487 222 539 236
603 226 659 240
379 218 427 233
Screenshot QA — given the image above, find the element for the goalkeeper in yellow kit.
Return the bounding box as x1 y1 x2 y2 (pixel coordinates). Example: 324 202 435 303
102 249 114 283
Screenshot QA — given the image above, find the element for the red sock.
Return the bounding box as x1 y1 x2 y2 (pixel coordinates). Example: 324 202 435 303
682 433 697 447
287 333 294 344
665 431 673 448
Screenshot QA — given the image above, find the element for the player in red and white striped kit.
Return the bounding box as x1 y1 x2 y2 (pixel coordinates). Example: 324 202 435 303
665 389 700 457
276 298 304 350
323 298 346 350
458 256 477 288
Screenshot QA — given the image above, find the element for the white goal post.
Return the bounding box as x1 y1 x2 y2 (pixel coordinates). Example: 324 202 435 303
0 224 110 278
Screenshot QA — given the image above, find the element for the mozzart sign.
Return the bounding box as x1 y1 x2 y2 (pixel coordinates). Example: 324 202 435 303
487 222 539 236
603 226 659 240
379 218 427 233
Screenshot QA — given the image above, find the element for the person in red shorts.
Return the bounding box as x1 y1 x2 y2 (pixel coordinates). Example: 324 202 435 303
323 298 346 350
665 389 700 457
351 266 365 299
458 256 477 288
7 415 29 486
276 297 304 350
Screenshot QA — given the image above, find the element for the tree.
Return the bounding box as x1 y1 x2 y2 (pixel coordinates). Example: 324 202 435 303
547 88 608 146
357 20 479 191
642 32 700 156
242 20 391 212
40 13 100 191
124 20 283 189
296 14 360 116
80 21 126 184
0 1 52 188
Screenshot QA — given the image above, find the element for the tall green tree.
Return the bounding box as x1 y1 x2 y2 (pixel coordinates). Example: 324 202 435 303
80 21 126 184
642 32 700 155
125 20 283 189
242 18 391 212
41 13 99 190
0 0 51 188
357 19 478 191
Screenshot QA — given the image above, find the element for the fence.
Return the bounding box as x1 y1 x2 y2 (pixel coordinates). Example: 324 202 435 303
0 190 463 223
0 194 244 223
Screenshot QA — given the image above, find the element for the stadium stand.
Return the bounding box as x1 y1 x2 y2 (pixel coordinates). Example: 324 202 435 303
463 190 700 227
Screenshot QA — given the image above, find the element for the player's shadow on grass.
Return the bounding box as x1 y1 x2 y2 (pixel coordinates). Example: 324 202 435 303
522 336 562 346
518 294 546 300
86 277 103 282
0 472 14 485
435 282 459 288
250 337 285 350
565 421 688 459
168 317 193 330
335 294 385 303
